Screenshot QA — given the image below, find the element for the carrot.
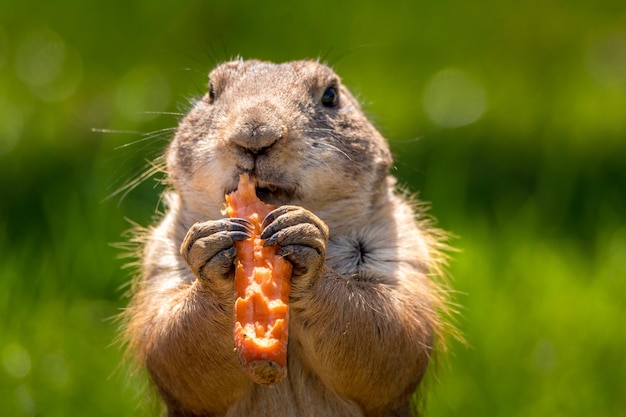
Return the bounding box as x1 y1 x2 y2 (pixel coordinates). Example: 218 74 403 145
224 173 292 385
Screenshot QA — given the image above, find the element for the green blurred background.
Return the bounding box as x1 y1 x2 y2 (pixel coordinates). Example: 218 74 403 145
1 0 625 415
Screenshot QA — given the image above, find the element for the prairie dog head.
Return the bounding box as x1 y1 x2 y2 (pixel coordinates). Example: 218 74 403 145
167 59 392 220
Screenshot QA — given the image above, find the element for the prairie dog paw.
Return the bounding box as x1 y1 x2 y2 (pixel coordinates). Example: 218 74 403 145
260 206 329 279
181 218 252 281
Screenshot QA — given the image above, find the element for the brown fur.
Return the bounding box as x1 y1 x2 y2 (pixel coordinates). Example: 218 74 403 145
121 59 453 417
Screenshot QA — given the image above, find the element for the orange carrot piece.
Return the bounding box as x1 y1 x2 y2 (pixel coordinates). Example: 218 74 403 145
224 173 292 385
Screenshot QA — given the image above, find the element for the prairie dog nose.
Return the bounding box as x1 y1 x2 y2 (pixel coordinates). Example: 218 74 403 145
229 121 285 153
227 102 287 154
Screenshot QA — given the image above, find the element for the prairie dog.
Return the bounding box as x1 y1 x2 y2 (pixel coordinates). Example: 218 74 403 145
123 59 450 417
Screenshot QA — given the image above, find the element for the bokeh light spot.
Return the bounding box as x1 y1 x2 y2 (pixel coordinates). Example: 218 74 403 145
115 66 171 122
2 343 31 379
14 27 83 102
586 32 626 87
0 25 8 70
0 98 25 155
532 339 557 374
15 385 37 416
15 28 65 86
423 67 487 128
42 353 70 389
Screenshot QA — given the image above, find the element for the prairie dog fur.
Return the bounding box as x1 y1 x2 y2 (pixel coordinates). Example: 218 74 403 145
122 59 451 417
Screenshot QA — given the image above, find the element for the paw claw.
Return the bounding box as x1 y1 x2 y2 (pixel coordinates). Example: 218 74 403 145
261 206 299 230
181 219 250 281
230 217 255 232
230 231 252 241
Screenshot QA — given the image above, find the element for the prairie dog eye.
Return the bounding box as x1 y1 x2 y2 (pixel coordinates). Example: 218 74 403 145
321 85 339 107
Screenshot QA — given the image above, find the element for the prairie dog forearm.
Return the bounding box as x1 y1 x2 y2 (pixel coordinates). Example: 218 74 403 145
290 266 434 411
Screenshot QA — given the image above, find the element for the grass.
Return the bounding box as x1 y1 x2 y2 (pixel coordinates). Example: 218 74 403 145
429 223 626 416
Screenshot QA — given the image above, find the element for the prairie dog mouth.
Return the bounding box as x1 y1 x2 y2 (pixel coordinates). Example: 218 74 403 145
255 183 297 205
226 175 297 205
255 186 280 204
